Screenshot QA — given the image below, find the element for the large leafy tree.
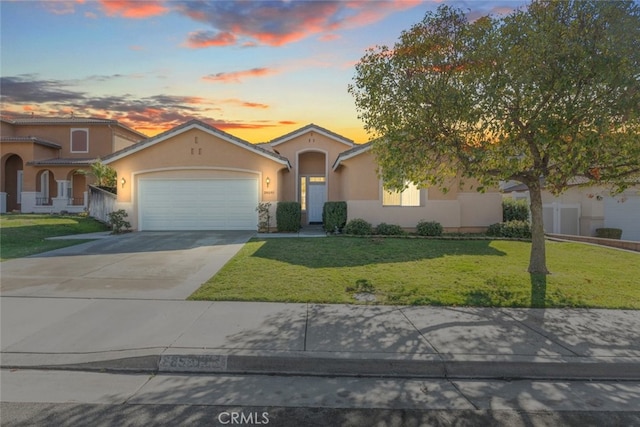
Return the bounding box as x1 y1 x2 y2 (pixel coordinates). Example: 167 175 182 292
349 1 640 274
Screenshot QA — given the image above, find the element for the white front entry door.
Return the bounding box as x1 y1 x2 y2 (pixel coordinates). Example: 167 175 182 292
307 183 326 223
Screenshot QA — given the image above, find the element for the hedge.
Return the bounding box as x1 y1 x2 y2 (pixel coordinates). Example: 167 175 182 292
487 220 531 238
344 218 373 235
503 198 529 222
322 201 347 233
276 202 301 232
416 220 443 236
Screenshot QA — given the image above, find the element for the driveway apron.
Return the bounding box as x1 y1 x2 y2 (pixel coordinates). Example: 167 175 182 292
0 231 254 300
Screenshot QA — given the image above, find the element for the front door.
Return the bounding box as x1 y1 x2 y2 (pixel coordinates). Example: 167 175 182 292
308 183 326 223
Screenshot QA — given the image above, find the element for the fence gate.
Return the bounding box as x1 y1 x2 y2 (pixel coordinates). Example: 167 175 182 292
543 203 580 235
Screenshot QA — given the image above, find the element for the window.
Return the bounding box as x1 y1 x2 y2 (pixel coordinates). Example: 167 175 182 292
300 176 307 211
71 129 89 153
383 181 420 206
309 176 326 183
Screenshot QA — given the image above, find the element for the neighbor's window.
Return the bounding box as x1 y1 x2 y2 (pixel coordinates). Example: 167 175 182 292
383 181 420 206
71 129 89 153
300 176 307 211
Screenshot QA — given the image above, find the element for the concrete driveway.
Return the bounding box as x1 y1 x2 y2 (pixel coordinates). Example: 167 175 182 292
0 231 255 300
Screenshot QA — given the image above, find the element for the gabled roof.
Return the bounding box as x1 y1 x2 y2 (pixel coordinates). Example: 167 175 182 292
332 141 373 170
0 136 62 149
268 123 354 148
102 119 291 168
1 116 147 139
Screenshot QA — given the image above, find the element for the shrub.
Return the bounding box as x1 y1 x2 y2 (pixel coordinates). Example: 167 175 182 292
108 209 131 234
595 228 623 239
276 202 301 232
344 218 373 235
502 198 529 222
375 222 406 236
322 201 347 233
416 220 443 236
256 202 272 232
487 220 531 238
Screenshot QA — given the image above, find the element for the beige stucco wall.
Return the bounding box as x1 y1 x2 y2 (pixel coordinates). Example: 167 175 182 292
271 130 353 203
1 121 16 136
1 143 58 191
338 150 502 229
108 127 288 230
348 200 462 228
11 125 115 158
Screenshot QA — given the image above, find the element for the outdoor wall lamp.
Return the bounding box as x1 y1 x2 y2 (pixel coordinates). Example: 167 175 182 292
121 177 126 188
265 177 271 188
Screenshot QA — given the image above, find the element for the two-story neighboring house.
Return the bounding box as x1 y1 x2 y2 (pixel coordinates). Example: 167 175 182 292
0 116 146 213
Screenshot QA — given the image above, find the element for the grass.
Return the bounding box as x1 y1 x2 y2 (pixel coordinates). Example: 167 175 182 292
0 213 109 261
189 237 640 309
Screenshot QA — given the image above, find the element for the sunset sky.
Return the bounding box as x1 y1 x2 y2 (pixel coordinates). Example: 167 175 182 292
1 0 527 143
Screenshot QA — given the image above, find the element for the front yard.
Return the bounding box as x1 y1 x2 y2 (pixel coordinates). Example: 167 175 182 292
189 237 640 309
0 214 109 261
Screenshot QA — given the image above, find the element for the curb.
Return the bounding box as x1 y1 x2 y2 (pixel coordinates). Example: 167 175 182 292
4 354 640 381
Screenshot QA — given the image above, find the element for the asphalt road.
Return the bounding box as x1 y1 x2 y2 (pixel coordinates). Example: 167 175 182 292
2 369 639 427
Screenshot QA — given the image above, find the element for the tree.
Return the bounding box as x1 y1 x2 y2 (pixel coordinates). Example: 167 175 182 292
349 1 640 274
77 159 117 192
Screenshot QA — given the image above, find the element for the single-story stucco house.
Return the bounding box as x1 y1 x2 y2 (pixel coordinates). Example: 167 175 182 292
101 119 502 231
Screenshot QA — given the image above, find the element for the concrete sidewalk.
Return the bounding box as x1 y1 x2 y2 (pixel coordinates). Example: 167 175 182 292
2 299 639 380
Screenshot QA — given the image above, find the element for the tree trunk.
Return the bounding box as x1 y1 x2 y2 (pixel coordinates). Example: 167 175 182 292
527 180 549 274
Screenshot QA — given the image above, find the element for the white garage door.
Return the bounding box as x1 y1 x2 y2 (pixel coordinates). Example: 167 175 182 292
605 196 640 241
139 179 258 231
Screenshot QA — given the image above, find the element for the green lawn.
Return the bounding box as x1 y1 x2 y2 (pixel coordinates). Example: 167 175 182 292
0 214 109 261
189 237 640 309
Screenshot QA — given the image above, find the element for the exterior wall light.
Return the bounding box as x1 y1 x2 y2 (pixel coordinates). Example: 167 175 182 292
121 177 126 188
265 177 271 188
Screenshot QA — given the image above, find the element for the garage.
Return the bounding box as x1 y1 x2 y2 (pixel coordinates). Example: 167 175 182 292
138 178 258 231
604 195 640 241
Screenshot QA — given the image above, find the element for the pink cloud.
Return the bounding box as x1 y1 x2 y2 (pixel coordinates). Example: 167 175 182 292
98 0 168 19
202 67 277 84
221 99 269 109
176 1 422 48
185 31 237 48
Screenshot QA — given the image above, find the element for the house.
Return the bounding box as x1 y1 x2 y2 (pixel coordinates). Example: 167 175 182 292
502 181 640 242
101 119 502 231
1 116 146 213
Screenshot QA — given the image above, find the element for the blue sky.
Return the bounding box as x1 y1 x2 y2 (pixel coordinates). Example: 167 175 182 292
1 0 527 142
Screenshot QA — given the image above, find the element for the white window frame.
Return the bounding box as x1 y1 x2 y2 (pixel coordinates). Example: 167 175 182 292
382 181 421 207
70 128 89 153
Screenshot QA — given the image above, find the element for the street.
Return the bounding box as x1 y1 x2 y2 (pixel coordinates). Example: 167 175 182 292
2 369 639 426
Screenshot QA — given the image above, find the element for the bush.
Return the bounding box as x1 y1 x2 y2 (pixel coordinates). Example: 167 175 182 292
256 202 272 232
344 218 373 235
322 201 347 233
108 209 131 234
276 202 301 232
595 228 623 239
416 220 443 236
487 220 531 238
503 198 529 222
375 222 406 236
